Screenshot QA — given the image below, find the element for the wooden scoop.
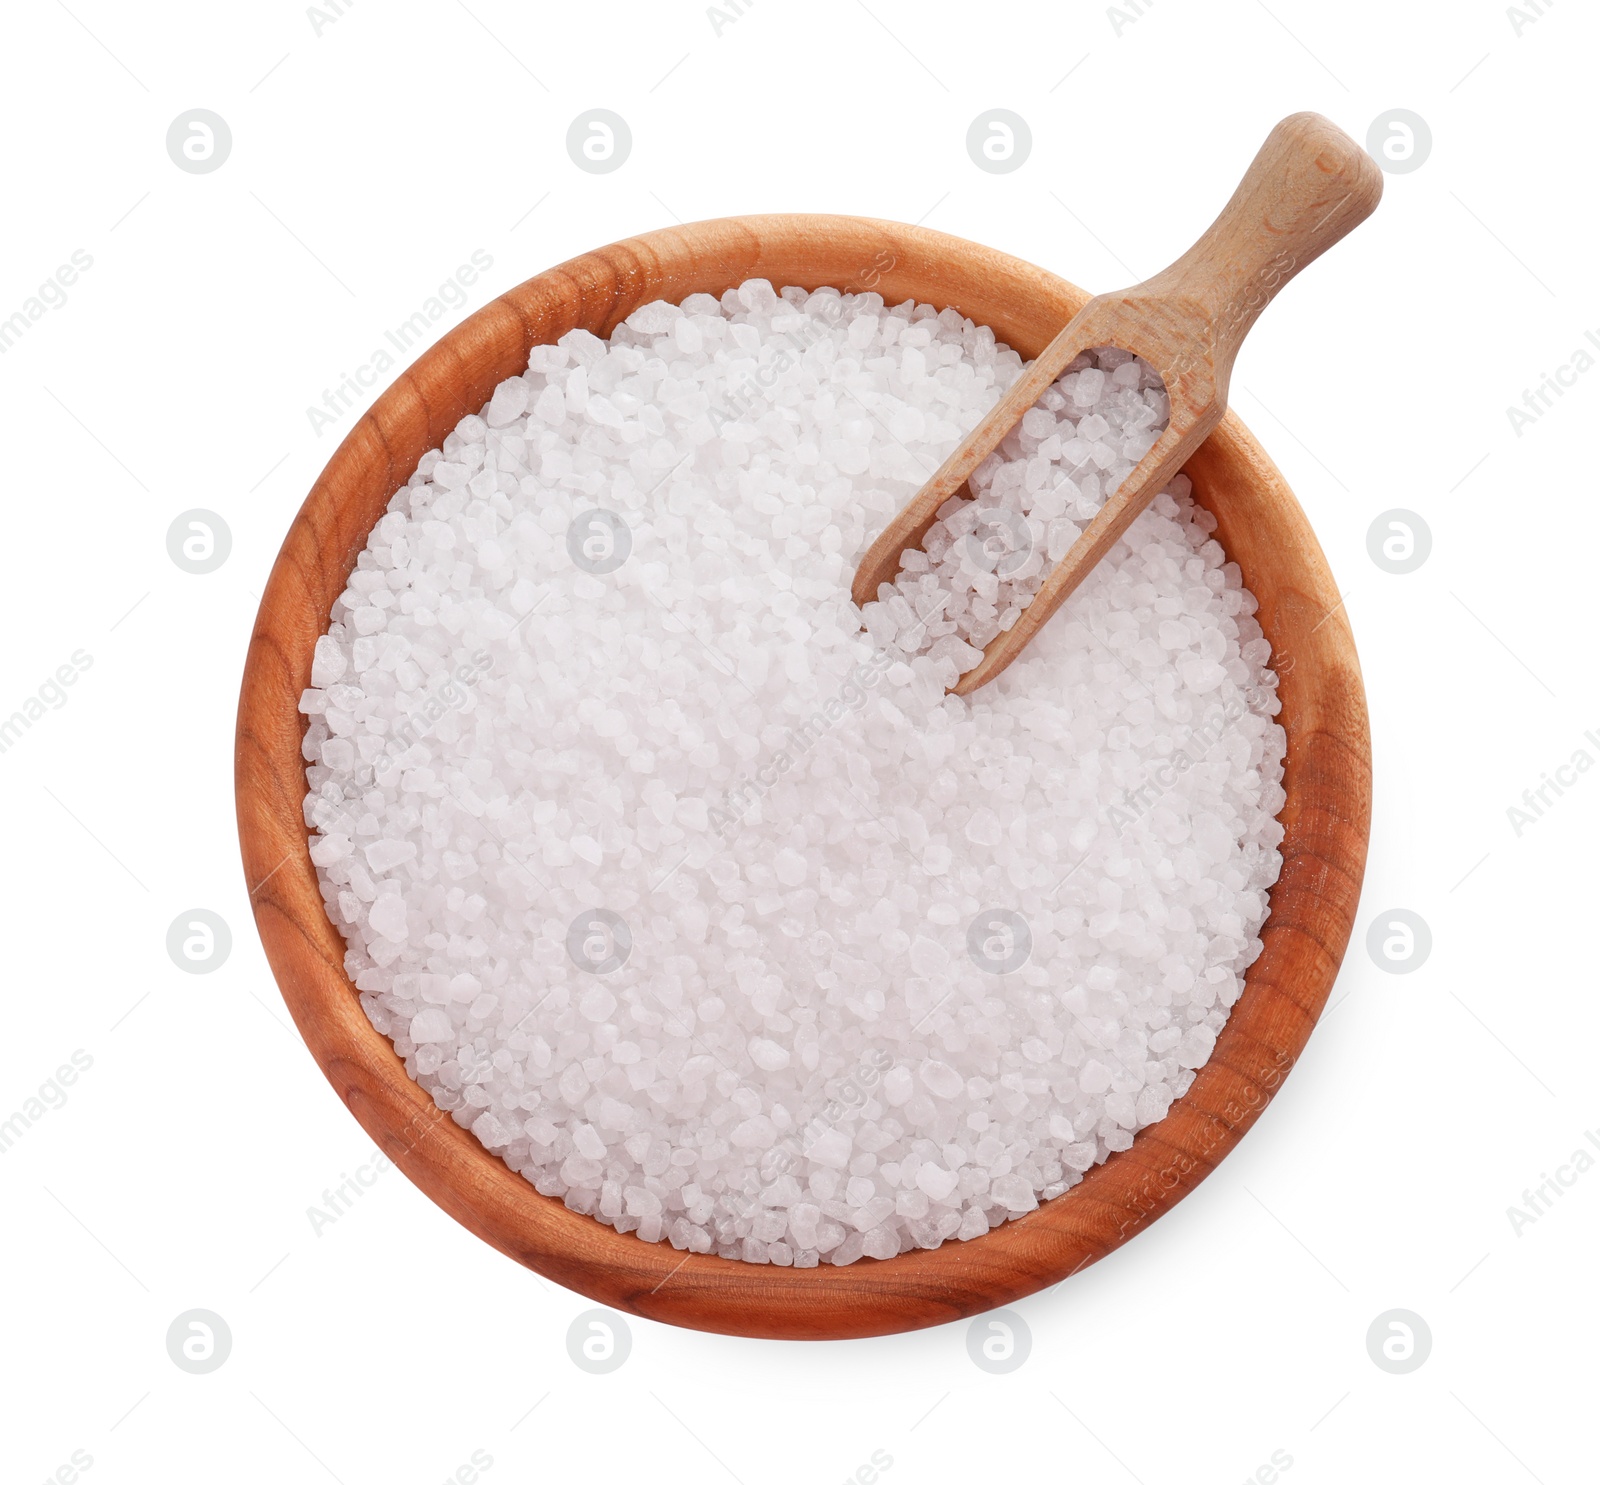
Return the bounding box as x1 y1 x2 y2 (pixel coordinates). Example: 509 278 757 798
852 112 1382 695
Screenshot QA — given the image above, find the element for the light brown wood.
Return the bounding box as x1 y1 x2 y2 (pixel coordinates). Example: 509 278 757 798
235 214 1371 1340
852 113 1383 696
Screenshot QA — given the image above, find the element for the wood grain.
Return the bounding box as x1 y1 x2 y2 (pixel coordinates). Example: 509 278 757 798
235 214 1371 1340
852 113 1383 695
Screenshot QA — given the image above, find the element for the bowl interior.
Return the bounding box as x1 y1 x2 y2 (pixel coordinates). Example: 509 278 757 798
236 215 1370 1340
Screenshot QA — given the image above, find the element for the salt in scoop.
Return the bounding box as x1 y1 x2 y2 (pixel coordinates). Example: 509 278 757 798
852 112 1383 694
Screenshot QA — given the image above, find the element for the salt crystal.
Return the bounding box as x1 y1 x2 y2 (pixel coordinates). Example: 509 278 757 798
882 1066 914 1107
311 636 348 686
773 848 807 886
486 378 530 427
991 1174 1040 1213
367 895 408 943
410 1007 453 1043
957 1206 989 1241
919 1060 965 1100
877 347 1177 682
363 839 417 872
749 1038 791 1071
862 1224 900 1260
624 1186 662 1218
807 1127 853 1169
303 285 1283 1268
1176 1024 1217 1069
915 1164 959 1201
628 301 681 335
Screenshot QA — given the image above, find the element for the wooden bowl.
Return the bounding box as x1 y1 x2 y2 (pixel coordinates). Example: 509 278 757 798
235 215 1370 1341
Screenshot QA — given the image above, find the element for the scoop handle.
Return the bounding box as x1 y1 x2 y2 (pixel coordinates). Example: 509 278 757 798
1139 112 1382 375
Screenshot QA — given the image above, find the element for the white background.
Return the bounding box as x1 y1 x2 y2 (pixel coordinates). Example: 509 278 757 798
1 1 1594 1481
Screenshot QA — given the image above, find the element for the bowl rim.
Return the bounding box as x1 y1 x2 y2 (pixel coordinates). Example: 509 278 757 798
235 213 1371 1341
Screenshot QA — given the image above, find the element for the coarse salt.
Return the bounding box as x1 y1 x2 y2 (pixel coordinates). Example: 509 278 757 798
301 282 1286 1265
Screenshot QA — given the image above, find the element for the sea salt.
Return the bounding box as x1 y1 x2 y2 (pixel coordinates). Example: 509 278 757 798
860 345 1171 682
301 282 1286 1266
